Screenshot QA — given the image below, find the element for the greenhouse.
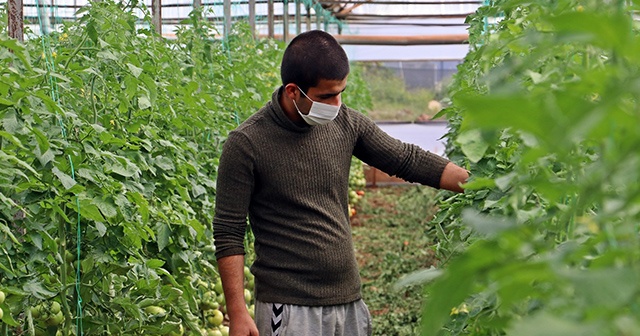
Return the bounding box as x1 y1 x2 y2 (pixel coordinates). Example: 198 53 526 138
1 0 640 335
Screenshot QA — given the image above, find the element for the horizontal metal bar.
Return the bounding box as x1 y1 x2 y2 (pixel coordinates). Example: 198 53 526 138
262 33 469 44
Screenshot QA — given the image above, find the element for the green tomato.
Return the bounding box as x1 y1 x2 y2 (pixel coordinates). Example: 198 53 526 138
144 305 166 316
0 307 4 319
244 289 252 304
215 293 226 306
206 309 224 327
219 326 229 336
29 305 41 318
207 329 223 336
0 290 5 304
213 280 223 295
50 301 61 315
46 311 63 326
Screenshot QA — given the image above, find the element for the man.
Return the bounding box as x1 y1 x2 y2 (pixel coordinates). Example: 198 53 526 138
213 30 469 336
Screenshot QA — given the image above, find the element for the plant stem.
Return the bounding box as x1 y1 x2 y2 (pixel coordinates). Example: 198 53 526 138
58 215 72 335
90 75 98 124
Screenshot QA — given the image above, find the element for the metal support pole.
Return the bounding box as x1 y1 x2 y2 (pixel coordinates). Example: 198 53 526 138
193 0 201 8
283 0 289 42
267 0 274 38
152 0 162 36
305 4 311 31
8 0 24 41
224 0 231 39
316 7 322 30
249 0 256 38
295 0 301 35
36 0 51 35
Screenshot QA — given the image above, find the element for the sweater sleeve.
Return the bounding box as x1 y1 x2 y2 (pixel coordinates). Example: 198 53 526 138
351 112 449 188
213 131 255 259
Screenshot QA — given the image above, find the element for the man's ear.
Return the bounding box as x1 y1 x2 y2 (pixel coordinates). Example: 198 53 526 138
283 84 299 101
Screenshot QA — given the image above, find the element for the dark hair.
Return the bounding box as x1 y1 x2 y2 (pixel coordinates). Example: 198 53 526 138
280 30 350 93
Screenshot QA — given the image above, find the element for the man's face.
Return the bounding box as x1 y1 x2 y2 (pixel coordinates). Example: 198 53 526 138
296 77 348 115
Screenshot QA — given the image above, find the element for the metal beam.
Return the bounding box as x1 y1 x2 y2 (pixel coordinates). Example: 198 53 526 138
259 33 469 45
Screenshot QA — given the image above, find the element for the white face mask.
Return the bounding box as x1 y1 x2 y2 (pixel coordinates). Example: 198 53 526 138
292 86 341 126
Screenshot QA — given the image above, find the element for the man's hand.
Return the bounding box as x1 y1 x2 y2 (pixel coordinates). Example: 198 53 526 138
439 162 469 193
229 311 259 336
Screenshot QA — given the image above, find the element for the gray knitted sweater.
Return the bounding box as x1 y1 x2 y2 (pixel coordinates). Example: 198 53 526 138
213 87 449 306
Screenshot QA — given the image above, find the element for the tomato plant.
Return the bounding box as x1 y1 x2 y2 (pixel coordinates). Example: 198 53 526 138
414 0 640 335
0 1 282 334
1 1 372 334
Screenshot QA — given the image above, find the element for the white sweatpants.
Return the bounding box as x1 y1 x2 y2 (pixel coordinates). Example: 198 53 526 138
255 299 373 336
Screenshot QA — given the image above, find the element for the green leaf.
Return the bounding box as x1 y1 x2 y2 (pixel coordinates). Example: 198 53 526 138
393 267 443 292
0 97 15 107
138 95 151 110
94 221 107 237
77 198 106 222
128 191 149 223
0 221 22 246
2 111 22 134
0 131 23 148
93 196 118 219
546 12 632 52
0 302 20 326
127 63 143 78
456 129 489 163
462 177 496 190
22 280 56 299
97 50 119 61
86 20 98 43
157 222 171 252
105 159 140 178
507 312 599 336
558 267 639 310
462 208 516 236
154 156 175 171
52 167 77 190
146 259 165 268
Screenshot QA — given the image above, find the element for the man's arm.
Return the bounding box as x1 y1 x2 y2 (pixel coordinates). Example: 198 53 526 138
218 255 258 336
439 161 469 193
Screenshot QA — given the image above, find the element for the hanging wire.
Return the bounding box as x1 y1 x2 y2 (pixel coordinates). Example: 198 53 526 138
34 0 85 334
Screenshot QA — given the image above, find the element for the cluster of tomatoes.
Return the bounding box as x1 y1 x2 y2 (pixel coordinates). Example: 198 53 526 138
191 266 255 336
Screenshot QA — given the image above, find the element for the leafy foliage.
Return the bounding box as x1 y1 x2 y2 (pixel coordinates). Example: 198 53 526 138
418 0 640 335
0 1 282 334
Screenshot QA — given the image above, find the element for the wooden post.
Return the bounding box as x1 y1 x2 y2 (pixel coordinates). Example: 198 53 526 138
224 0 231 39
152 0 162 36
8 0 24 41
282 0 289 42
267 0 274 38
249 0 256 38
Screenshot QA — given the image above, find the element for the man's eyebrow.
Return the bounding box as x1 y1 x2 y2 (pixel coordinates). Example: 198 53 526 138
318 86 347 98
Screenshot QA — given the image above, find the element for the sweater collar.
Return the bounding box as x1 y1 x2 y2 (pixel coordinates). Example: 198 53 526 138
269 87 313 133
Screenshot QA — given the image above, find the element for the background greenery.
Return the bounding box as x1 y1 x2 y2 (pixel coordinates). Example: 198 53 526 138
0 1 371 335
356 63 441 122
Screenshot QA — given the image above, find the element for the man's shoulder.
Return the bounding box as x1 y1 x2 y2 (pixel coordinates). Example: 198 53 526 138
234 104 272 134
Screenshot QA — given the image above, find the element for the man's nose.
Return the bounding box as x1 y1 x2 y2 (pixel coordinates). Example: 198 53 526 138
327 95 341 106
